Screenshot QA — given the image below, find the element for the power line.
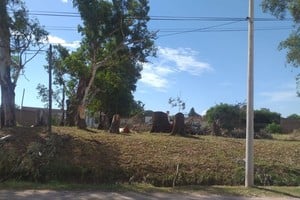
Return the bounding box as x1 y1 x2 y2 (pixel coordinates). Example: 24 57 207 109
27 10 293 22
44 24 292 32
158 20 246 37
158 26 293 33
15 10 293 39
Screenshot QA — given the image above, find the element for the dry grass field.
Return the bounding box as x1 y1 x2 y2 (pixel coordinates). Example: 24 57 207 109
0 126 299 186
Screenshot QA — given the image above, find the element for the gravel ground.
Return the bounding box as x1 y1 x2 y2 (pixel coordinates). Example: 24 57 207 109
0 190 299 200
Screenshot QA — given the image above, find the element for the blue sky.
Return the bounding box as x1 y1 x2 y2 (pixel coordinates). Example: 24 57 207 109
14 0 300 117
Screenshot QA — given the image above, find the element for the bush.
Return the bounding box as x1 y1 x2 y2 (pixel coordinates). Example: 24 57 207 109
265 122 282 134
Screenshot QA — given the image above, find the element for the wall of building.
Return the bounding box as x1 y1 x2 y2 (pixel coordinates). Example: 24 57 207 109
280 118 300 133
16 107 63 126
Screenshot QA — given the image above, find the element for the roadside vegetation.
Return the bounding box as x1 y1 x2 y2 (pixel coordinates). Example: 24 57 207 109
0 126 299 187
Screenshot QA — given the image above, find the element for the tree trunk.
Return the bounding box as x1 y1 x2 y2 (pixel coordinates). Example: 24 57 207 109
150 111 171 133
0 1 16 127
76 104 87 129
66 99 75 126
59 86 65 126
109 114 120 133
171 112 185 136
75 77 88 129
1 84 16 127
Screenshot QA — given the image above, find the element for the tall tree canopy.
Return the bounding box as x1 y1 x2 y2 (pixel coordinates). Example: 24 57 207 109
68 0 156 129
0 0 47 127
262 0 300 96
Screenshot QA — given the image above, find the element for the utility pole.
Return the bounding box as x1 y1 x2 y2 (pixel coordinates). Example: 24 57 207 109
246 0 254 187
48 44 52 133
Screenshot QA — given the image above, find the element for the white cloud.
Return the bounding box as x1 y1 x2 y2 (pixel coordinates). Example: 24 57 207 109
159 47 212 75
140 63 171 90
140 46 212 90
47 35 80 49
61 0 68 3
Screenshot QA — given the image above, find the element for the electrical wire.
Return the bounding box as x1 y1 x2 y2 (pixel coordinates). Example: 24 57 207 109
27 10 293 22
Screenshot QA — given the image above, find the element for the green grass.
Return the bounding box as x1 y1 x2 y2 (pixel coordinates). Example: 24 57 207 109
0 126 299 187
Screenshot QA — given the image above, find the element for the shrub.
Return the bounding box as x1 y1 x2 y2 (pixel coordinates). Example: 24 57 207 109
265 122 282 134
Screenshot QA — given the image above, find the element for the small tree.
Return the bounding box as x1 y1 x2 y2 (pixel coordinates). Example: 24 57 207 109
205 103 242 132
265 122 282 134
168 96 186 112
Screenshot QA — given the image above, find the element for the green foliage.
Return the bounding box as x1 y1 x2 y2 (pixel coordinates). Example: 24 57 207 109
287 113 300 119
262 0 300 96
36 83 62 108
130 100 145 116
265 122 282 134
205 103 282 136
205 103 245 131
254 108 281 131
261 0 300 22
255 108 281 124
63 0 156 122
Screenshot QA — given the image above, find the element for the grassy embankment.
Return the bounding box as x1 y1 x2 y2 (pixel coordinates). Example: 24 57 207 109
0 126 299 187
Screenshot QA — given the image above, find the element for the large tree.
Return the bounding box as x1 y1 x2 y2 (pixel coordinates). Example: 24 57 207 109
89 55 143 119
0 0 13 127
0 0 47 127
71 0 156 129
262 0 300 95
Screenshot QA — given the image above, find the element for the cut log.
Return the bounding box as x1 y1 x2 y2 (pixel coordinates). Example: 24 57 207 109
171 112 185 135
150 111 171 133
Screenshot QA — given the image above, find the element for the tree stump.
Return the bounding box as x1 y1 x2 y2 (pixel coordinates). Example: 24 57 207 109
150 111 171 133
171 112 185 135
97 112 109 130
109 114 120 133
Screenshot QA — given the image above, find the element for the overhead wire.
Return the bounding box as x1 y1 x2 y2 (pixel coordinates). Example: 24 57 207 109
27 10 294 21
25 10 295 38
158 20 246 37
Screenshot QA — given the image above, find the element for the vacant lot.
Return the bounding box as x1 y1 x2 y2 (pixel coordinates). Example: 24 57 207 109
0 127 299 186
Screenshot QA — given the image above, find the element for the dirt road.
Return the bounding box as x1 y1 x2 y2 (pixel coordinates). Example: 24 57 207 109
0 190 299 200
